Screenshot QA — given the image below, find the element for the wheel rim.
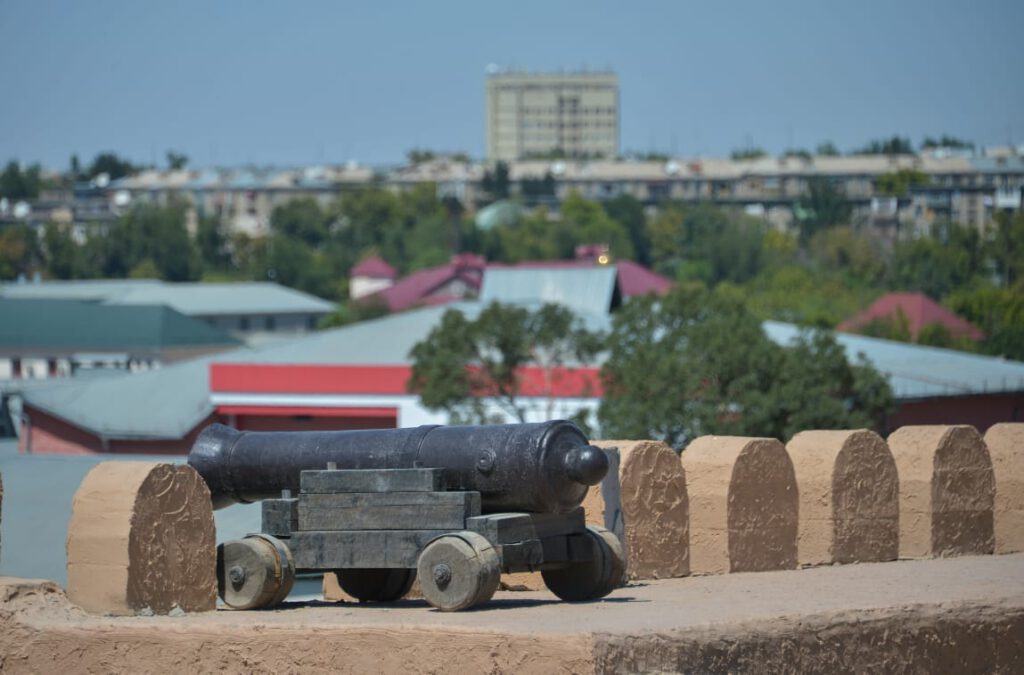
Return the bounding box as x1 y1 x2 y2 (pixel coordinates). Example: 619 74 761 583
218 534 295 610
542 525 625 602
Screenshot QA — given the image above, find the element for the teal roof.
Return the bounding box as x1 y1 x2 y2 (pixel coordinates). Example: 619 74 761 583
0 280 336 316
0 298 240 352
480 267 620 317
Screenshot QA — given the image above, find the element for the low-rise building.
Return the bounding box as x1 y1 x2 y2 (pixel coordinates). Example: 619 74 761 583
0 279 336 344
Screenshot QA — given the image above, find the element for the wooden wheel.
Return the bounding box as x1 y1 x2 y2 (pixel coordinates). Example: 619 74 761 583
542 525 624 602
335 568 416 602
217 534 296 610
416 531 500 611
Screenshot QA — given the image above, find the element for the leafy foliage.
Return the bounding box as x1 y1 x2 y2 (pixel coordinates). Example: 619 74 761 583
0 162 43 200
598 286 894 448
408 302 603 424
857 136 915 155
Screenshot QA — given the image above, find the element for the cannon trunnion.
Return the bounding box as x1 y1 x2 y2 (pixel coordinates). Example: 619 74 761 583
194 421 624 612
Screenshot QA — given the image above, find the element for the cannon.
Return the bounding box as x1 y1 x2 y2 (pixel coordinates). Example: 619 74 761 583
188 421 625 611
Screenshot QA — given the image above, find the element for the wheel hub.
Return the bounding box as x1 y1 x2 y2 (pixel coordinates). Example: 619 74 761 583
432 563 452 590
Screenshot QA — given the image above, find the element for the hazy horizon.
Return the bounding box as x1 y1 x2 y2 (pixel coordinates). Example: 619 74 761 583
2 0 1022 170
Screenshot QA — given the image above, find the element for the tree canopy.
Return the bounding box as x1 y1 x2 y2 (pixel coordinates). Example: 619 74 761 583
407 302 603 424
598 285 893 448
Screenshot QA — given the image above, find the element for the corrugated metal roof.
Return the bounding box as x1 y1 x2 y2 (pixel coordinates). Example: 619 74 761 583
1 280 336 316
764 321 1024 399
217 304 473 366
480 267 619 317
0 298 239 351
0 440 261 586
19 353 232 439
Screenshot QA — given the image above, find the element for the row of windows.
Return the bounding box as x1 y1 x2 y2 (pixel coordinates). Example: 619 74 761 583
495 107 616 116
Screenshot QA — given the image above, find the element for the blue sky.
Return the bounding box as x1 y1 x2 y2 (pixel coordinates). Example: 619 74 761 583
1 0 1022 169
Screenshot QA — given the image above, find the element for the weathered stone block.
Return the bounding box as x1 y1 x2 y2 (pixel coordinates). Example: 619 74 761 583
984 423 1024 554
787 429 899 565
887 425 994 558
682 436 797 574
66 462 216 615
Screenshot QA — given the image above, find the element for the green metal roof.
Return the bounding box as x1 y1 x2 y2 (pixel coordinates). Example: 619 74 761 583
0 298 240 352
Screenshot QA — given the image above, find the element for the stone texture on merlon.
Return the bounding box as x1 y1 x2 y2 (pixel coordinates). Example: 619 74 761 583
582 440 689 580
66 462 217 615
985 423 1024 554
787 429 899 566
681 436 797 574
887 425 995 559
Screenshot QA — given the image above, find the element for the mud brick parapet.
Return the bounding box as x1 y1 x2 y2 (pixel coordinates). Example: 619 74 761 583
985 423 1024 554
584 440 689 579
887 425 995 559
66 462 217 615
787 429 899 566
682 436 797 574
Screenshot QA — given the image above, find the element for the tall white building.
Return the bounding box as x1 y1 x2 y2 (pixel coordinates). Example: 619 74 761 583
485 70 619 162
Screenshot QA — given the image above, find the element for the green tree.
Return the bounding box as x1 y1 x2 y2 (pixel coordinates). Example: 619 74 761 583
816 141 840 156
989 209 1024 288
0 224 42 279
42 222 83 279
86 152 139 180
875 169 930 196
482 161 511 200
408 302 603 424
731 147 767 160
795 178 853 242
271 197 329 247
647 203 765 284
946 287 1024 360
196 214 230 270
560 191 635 260
166 150 189 170
0 161 43 199
603 194 650 266
921 135 974 151
888 221 986 298
857 136 914 155
598 286 893 447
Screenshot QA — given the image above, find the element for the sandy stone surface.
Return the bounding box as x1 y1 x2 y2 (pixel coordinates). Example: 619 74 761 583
2 555 1023 673
787 429 898 565
590 440 689 579
985 423 1024 554
66 462 217 615
888 425 995 558
682 436 797 574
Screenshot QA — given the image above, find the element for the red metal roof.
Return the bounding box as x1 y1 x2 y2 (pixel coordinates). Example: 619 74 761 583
837 292 985 341
351 256 397 279
368 256 673 313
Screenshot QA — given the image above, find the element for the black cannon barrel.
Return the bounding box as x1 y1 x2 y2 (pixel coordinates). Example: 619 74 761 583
188 420 609 514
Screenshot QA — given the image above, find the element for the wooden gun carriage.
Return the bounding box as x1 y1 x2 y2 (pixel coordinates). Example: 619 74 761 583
189 421 624 612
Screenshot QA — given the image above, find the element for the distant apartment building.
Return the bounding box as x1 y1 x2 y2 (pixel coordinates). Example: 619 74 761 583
485 70 619 162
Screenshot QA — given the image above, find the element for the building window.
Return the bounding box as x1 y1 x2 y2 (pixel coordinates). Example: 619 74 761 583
239 317 250 331
264 316 276 331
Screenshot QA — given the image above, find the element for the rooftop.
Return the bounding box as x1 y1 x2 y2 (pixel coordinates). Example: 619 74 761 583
0 280 336 317
0 298 239 353
838 292 985 342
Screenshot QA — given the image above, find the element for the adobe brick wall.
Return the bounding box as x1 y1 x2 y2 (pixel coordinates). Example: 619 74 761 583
585 440 688 580
984 423 1024 554
887 425 995 558
787 429 898 565
682 436 797 574
66 462 217 615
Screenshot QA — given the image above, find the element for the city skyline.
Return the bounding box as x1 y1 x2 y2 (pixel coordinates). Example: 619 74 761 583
1 0 1022 170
